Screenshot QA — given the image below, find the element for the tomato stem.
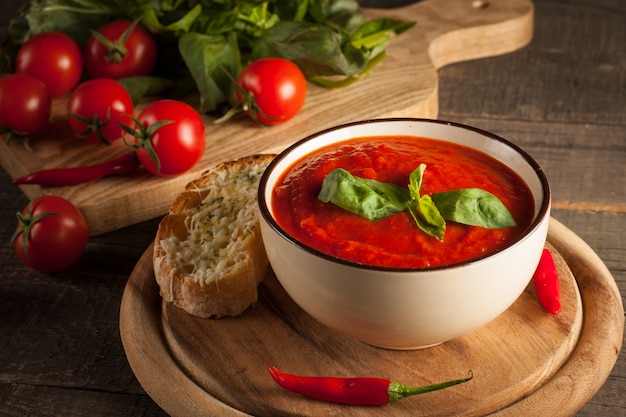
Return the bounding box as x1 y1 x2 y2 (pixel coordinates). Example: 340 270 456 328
3 128 34 152
11 202 60 263
213 66 280 125
90 18 141 64
68 108 113 145
120 116 174 173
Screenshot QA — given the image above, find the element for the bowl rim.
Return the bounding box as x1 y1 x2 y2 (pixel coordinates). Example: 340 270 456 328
258 118 551 272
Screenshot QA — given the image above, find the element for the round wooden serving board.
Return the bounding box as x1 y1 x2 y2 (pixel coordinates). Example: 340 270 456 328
120 218 623 416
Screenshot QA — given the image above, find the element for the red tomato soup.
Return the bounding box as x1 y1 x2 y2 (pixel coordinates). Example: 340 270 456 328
272 136 535 268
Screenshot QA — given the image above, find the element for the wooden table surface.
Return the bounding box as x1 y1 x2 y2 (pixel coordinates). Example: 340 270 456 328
1 0 624 416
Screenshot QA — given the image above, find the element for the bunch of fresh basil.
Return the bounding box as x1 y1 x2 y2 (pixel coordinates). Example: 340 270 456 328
318 165 518 241
1 0 414 113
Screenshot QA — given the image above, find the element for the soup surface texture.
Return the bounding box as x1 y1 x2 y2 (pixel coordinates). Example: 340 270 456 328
272 136 535 268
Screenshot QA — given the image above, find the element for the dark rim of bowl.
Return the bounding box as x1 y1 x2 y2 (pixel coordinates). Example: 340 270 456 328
258 118 551 272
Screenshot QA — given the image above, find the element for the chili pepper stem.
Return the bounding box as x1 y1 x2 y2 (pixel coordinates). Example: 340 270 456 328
387 371 474 403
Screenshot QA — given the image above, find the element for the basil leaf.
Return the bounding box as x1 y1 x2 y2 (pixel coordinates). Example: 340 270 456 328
307 0 365 31
141 1 204 33
408 195 446 241
251 20 368 78
116 76 176 103
351 18 416 56
318 168 410 220
432 188 518 229
408 163 426 200
178 32 241 112
163 4 203 34
272 1 310 22
407 164 446 240
24 1 117 44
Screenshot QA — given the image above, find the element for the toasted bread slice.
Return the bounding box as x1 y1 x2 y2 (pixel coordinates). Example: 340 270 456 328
153 154 275 318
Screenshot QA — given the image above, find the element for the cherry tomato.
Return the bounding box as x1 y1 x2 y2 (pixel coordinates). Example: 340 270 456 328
12 195 89 273
124 99 205 176
84 20 157 79
15 32 83 98
237 58 307 125
0 74 51 134
67 78 134 144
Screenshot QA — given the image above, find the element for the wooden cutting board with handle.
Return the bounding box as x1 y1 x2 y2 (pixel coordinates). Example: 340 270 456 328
0 0 534 236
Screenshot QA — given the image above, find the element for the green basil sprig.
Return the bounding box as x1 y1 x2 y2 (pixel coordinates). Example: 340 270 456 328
318 165 517 241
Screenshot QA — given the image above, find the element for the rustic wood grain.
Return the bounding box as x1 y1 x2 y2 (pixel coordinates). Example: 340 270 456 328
0 0 533 236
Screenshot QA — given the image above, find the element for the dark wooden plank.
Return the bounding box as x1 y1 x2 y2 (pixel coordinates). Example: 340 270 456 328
437 0 626 126
0 383 167 417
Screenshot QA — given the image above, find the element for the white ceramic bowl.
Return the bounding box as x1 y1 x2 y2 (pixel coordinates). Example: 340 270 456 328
258 119 551 350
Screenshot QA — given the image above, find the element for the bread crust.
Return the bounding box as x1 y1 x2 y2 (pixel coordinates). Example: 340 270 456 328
153 154 275 318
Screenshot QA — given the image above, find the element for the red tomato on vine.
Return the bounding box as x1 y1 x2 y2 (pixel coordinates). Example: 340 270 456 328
12 196 89 273
122 99 206 176
84 19 157 79
236 58 307 125
15 31 83 98
67 78 134 144
0 73 51 135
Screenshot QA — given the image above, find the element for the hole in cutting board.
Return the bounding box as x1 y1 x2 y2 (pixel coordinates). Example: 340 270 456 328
472 0 490 8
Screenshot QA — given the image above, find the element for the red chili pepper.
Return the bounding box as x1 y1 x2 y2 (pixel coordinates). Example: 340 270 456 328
532 248 561 315
268 366 473 406
12 152 140 186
